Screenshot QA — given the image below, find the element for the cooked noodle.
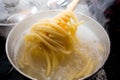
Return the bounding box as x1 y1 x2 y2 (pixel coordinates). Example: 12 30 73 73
18 10 97 80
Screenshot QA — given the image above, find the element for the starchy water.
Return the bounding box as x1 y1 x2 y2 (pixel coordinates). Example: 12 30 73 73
14 25 104 80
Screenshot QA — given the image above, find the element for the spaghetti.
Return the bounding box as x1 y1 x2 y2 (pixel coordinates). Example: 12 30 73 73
18 10 95 80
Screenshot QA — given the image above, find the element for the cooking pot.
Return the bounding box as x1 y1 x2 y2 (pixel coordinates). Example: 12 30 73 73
6 10 110 80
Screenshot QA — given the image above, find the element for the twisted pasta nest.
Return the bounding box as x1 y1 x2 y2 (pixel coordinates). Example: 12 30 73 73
18 10 95 80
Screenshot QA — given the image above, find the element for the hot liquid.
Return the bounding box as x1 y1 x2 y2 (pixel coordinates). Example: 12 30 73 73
15 25 104 80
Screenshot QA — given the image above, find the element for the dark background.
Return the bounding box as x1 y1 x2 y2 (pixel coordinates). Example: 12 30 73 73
104 0 120 79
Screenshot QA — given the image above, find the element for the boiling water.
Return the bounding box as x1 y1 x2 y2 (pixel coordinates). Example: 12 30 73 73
14 25 104 80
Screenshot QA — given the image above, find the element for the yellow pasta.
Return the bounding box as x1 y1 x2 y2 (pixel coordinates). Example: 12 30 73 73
18 10 96 80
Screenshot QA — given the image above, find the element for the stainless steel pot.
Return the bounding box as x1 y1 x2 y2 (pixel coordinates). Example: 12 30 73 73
6 10 110 80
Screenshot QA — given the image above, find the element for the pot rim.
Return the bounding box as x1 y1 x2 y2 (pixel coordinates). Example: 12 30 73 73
6 10 110 80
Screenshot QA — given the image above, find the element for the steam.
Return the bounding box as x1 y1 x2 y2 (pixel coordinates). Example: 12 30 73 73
67 0 115 26
85 0 115 26
0 0 115 38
